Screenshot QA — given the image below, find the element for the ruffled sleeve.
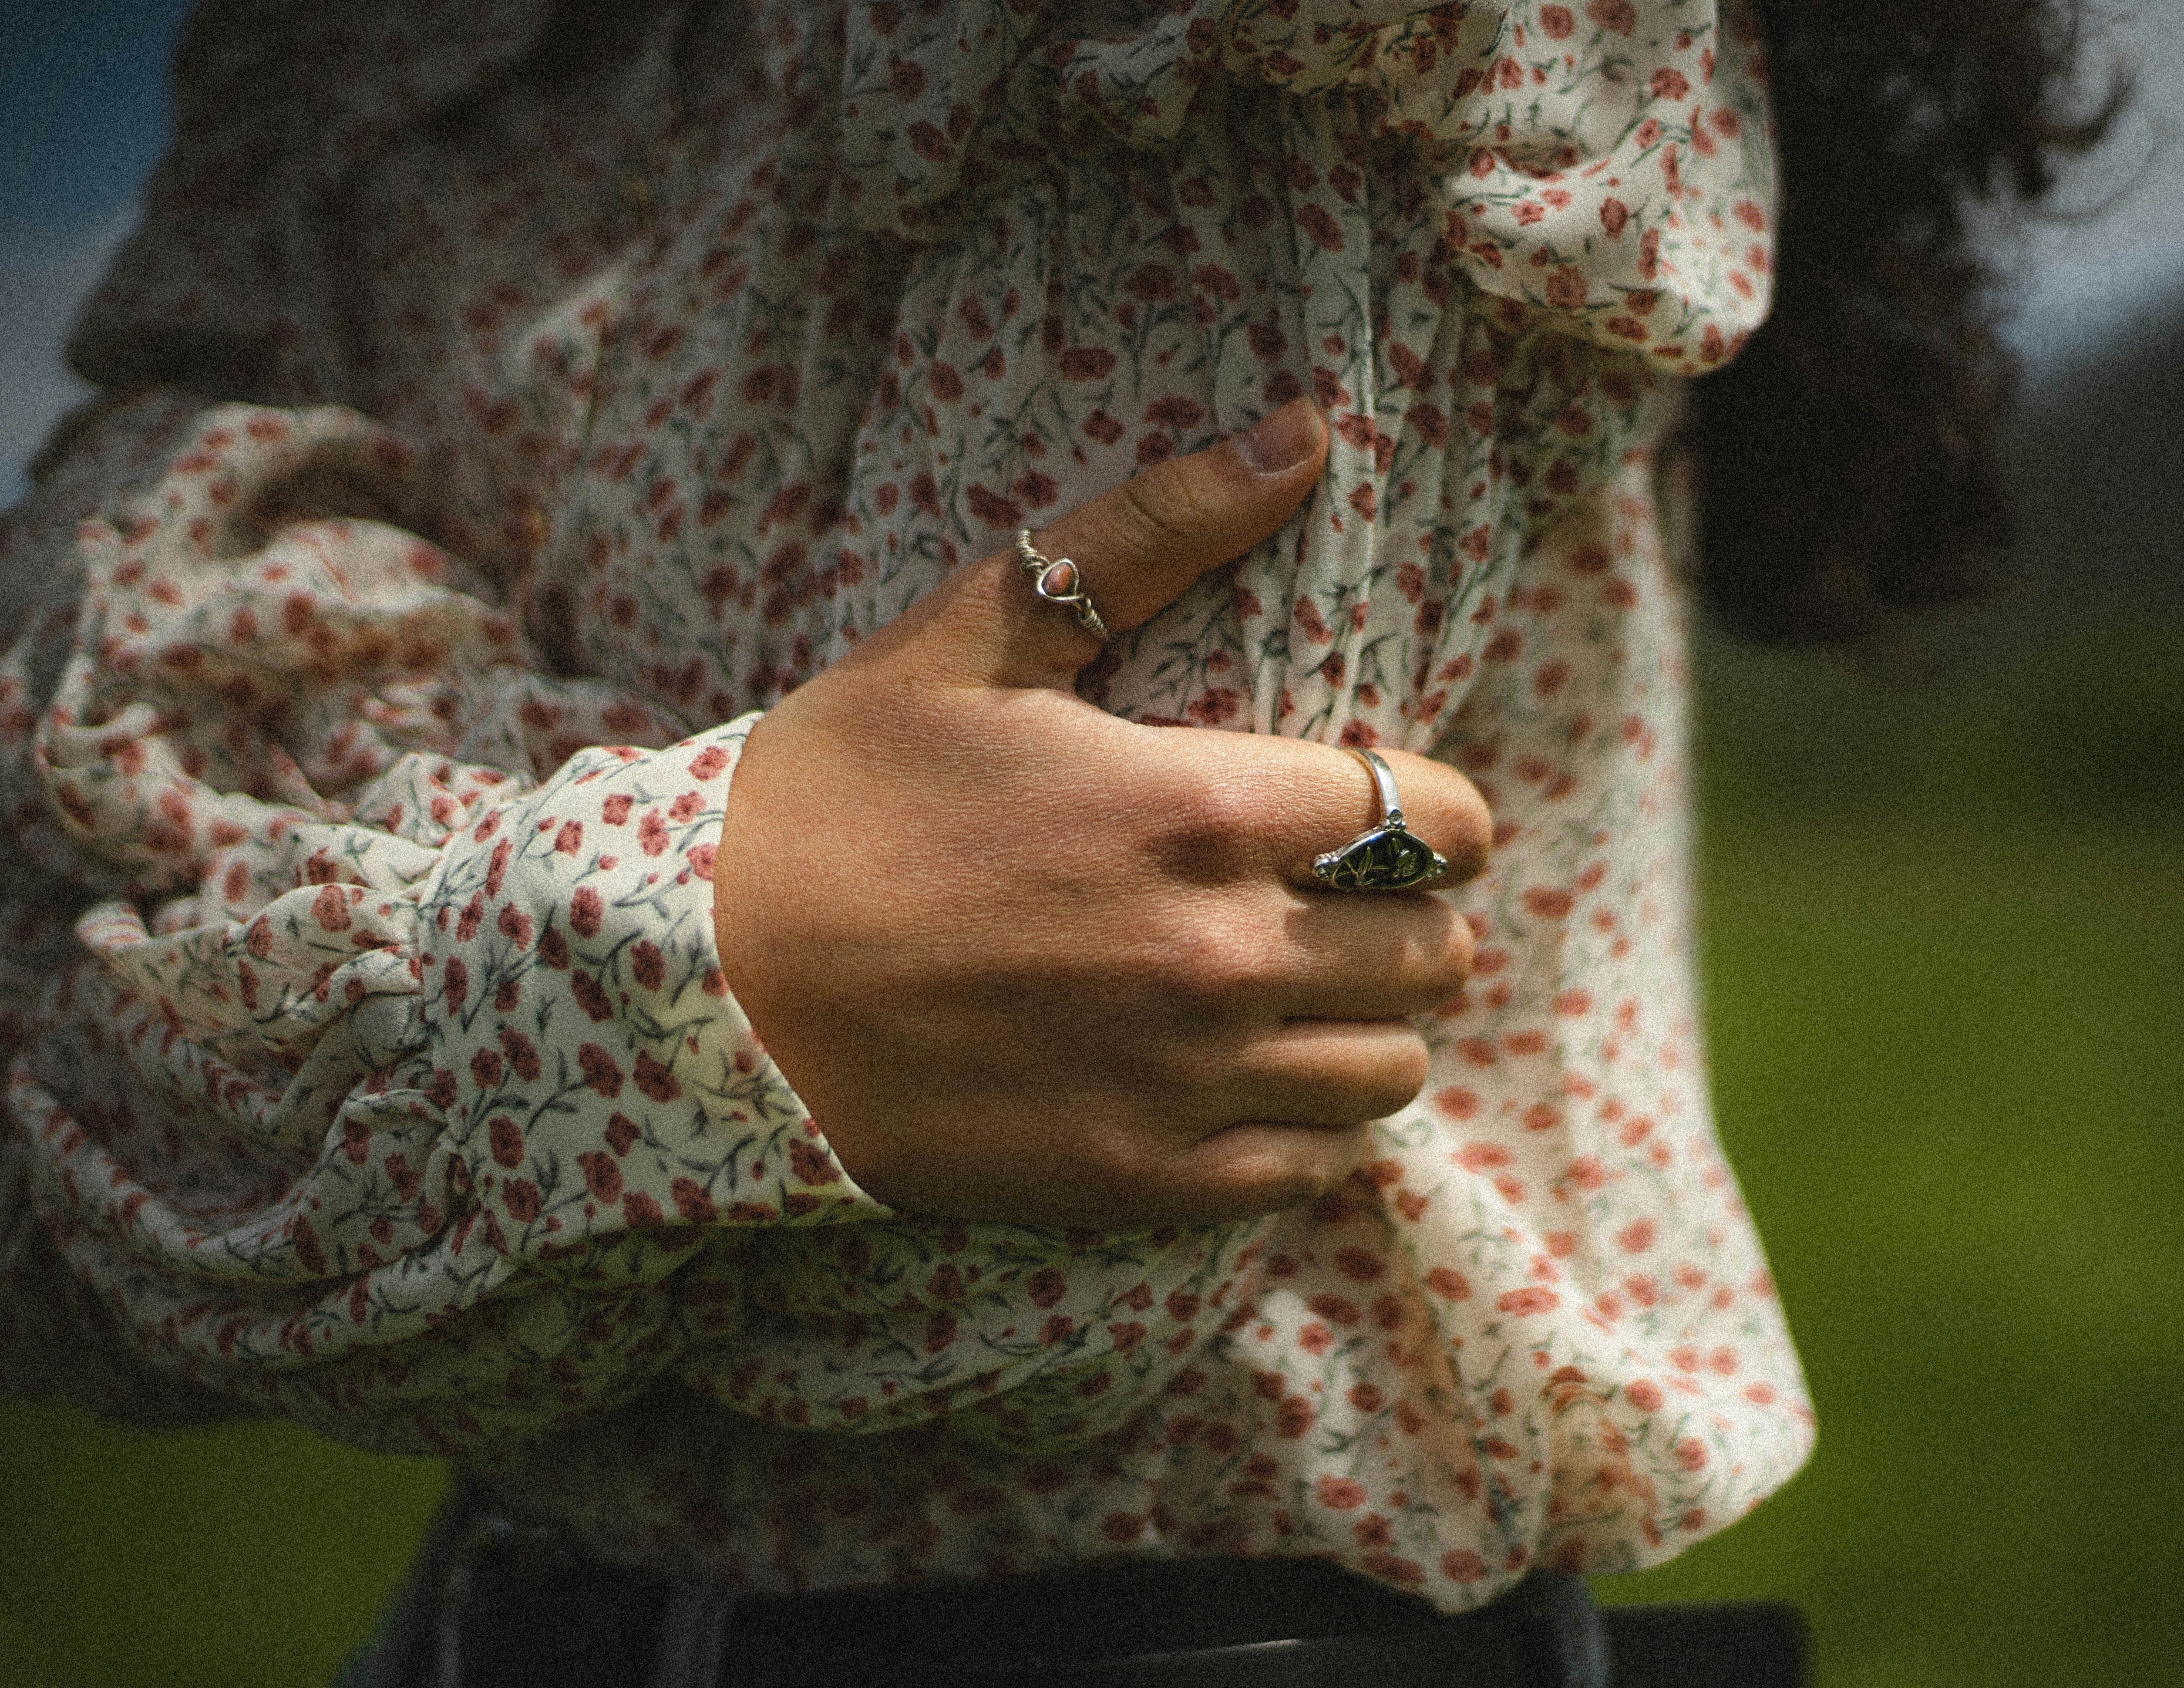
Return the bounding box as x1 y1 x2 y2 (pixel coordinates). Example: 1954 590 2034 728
0 399 884 1452
836 0 1774 367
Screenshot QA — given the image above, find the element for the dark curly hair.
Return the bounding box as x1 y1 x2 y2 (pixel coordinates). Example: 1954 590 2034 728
1690 0 2122 642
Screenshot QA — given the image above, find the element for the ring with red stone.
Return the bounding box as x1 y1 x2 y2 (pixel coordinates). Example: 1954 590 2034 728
1015 528 1111 643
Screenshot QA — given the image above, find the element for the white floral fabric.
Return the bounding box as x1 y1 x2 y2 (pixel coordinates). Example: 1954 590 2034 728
0 0 1811 1611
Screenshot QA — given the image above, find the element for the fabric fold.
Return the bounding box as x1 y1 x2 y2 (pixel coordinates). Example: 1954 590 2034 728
835 0 1774 368
4 401 884 1453
3 0 1812 1613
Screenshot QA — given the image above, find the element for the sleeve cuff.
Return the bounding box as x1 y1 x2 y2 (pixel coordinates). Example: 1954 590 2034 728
418 711 889 1255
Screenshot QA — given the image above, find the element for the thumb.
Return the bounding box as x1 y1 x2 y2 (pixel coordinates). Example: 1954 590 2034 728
938 399 1328 689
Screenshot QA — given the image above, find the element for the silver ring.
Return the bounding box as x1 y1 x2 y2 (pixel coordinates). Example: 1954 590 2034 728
1015 528 1110 643
1312 748 1452 892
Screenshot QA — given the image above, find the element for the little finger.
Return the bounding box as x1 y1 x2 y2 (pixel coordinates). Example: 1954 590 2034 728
1213 1018 1433 1128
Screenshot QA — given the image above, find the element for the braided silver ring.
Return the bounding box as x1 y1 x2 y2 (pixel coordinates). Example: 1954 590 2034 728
1014 528 1110 643
1312 748 1452 892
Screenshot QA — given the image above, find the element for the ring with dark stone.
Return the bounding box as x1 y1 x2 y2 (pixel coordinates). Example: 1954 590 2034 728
1312 748 1452 892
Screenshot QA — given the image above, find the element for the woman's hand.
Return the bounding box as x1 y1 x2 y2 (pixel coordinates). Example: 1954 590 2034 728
713 401 1491 1227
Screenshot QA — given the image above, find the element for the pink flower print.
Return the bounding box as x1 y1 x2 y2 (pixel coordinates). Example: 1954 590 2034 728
1059 347 1116 381
1586 0 1636 34
632 1050 680 1102
1295 205 1345 252
1191 263 1241 300
577 1043 624 1097
577 1150 623 1203
966 483 1025 528
1125 263 1180 302
312 885 352 932
571 972 615 1021
1544 267 1588 313
1334 1248 1385 1284
787 1137 838 1186
498 1028 542 1081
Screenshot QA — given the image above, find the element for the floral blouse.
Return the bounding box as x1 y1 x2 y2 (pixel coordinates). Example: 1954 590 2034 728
0 0 1810 1611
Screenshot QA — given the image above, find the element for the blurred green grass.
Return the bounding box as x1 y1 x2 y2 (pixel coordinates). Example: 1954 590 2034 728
3 616 2180 1688
1593 610 2184 1686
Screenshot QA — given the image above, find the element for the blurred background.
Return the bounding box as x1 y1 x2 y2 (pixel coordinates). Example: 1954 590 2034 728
3 3 2180 1685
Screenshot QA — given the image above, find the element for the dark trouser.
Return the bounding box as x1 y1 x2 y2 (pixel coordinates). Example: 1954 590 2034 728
340 1486 1808 1688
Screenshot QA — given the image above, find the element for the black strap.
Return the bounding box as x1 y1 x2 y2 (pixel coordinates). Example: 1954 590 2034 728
441 1514 1807 1688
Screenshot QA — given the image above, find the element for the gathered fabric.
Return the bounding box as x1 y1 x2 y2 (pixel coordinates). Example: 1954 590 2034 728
0 0 1809 1611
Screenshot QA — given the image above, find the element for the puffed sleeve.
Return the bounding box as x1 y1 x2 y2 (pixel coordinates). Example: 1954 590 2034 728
0 395 885 1453
836 0 1775 366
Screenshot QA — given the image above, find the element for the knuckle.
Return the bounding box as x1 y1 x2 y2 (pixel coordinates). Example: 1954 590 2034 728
1151 777 1264 884
1138 1034 1226 1103
1442 911 1475 982
1377 902 1473 1006
1108 470 1185 560
1124 458 1216 544
1415 901 1473 989
1225 1133 1358 1212
1155 917 1276 1011
1080 1121 1167 1188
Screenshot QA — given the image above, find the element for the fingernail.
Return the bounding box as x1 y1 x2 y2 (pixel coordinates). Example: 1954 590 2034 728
1233 400 1321 473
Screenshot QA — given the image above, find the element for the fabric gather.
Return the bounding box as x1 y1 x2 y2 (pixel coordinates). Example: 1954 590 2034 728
0 0 1811 1612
